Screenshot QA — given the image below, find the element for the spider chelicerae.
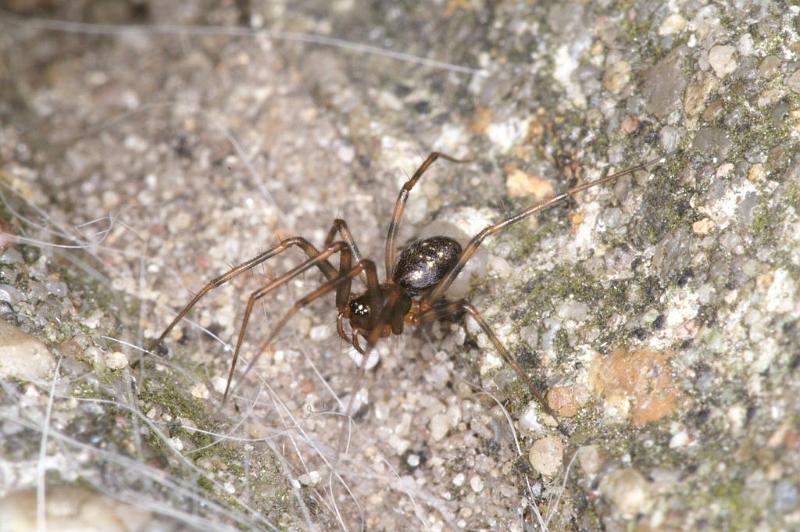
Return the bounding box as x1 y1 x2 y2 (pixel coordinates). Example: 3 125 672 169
153 152 654 416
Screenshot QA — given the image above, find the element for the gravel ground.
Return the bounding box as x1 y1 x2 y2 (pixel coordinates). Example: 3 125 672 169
1 1 799 530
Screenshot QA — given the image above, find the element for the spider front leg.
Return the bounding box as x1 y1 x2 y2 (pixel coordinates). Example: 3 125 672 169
222 240 359 403
153 236 339 349
324 218 364 265
232 258 380 402
417 299 555 418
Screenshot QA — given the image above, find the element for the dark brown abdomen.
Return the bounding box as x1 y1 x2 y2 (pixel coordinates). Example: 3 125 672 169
392 236 462 296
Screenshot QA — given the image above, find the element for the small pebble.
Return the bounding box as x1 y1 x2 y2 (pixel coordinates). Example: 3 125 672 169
758 55 781 78
0 248 23 265
0 321 54 381
766 269 797 314
336 144 355 163
738 33 754 56
557 300 589 321
104 351 129 370
519 401 546 433
171 212 192 231
487 117 529 152
692 218 715 235
505 167 553 200
773 480 799 513
620 115 640 134
660 126 681 153
452 473 466 487
0 284 22 305
529 435 564 477
600 468 652 518
669 431 689 449
191 383 209 399
469 475 484 493
577 445 604 477
212 376 228 394
430 413 450 441
747 163 765 182
603 60 631 94
708 45 737 78
45 281 68 298
786 71 800 94
299 471 321 486
406 453 421 467
309 324 332 341
658 14 686 35
547 385 589 417
0 486 152 531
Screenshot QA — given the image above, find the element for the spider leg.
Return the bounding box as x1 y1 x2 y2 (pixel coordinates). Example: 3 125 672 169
424 159 659 303
325 218 364 264
154 236 340 347
229 258 379 403
223 241 352 402
385 151 467 279
417 299 555 418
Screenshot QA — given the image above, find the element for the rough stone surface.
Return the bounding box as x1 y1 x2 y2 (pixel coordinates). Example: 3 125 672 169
1 1 799 530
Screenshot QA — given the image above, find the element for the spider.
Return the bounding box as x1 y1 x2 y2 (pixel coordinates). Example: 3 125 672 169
153 152 654 417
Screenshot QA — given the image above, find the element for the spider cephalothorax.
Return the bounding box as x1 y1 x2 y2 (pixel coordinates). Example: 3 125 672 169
338 235 461 351
154 152 656 416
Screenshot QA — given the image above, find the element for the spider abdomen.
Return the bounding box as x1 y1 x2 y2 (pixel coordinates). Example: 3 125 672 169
393 236 462 296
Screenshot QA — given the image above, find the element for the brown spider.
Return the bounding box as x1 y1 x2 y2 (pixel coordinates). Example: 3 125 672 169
153 152 654 416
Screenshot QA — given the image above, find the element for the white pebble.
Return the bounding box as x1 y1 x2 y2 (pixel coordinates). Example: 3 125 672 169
529 436 565 477
191 383 209 399
337 145 355 163
738 33 754 56
469 475 484 493
430 413 450 441
658 14 686 35
0 321 54 382
518 402 545 433
104 351 129 370
299 471 321 486
309 324 332 341
600 468 652 517
577 445 604 477
212 376 229 394
708 45 738 78
452 473 466 487
557 300 589 321
479 351 503 375
766 269 798 314
0 487 152 531
486 117 530 153
669 431 689 449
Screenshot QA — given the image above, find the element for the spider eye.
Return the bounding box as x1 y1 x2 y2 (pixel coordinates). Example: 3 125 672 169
349 299 370 317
